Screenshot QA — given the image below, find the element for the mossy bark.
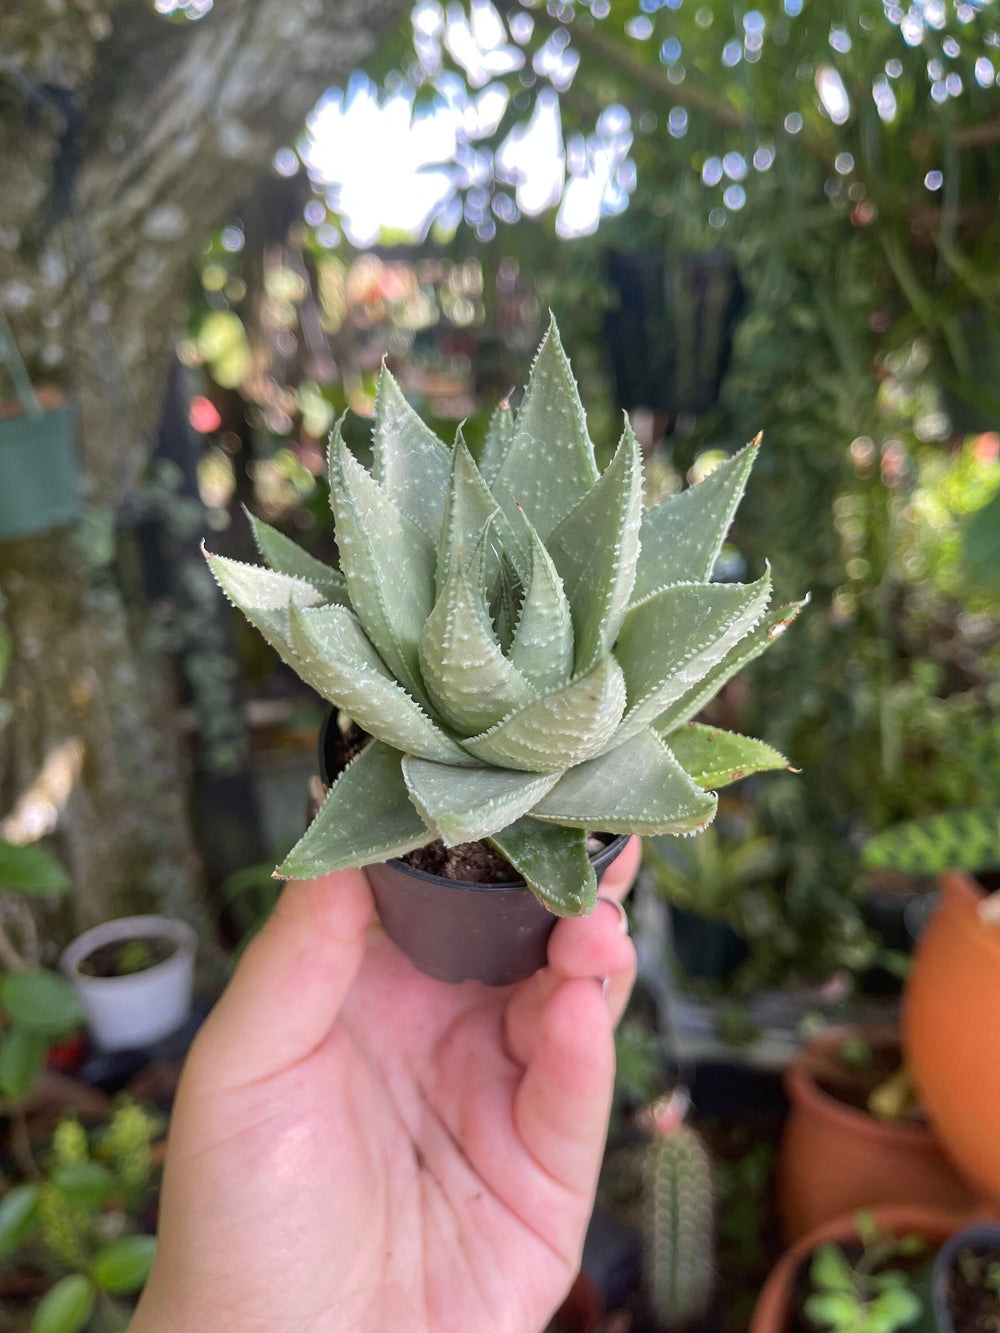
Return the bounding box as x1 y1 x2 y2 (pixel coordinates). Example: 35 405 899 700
0 0 405 930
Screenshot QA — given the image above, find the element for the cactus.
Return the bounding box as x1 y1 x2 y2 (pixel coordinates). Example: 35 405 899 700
208 318 805 915
643 1119 715 1328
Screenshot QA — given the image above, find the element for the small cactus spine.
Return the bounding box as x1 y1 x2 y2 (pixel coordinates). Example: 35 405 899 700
643 1118 715 1329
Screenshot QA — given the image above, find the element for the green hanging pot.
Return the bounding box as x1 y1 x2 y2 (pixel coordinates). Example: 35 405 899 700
0 401 81 540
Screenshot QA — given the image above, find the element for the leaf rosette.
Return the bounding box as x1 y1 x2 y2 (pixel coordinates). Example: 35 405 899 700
208 319 804 916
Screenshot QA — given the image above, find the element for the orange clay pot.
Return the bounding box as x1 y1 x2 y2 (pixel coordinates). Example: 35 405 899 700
749 1204 969 1333
903 871 1000 1204
777 1026 981 1242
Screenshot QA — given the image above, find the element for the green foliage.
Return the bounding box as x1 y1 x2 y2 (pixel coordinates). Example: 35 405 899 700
804 1223 927 1333
209 321 801 914
643 1124 715 1329
0 842 71 897
0 1104 159 1331
862 805 1000 876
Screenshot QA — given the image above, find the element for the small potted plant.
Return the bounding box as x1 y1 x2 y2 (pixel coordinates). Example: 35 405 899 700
931 1220 1000 1333
60 916 197 1052
864 801 1000 1201
778 1026 980 1242
0 315 80 542
750 1207 962 1333
208 319 804 984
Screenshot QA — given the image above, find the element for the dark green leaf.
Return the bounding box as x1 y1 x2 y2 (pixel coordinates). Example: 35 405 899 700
488 819 596 916
0 1027 47 1100
0 841 70 897
0 971 85 1037
0 1184 40 1258
31 1275 95 1333
50 1162 114 1211
91 1234 156 1294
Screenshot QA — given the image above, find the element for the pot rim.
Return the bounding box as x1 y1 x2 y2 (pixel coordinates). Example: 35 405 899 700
61 914 197 982
384 833 631 894
938 871 1000 963
784 1024 942 1148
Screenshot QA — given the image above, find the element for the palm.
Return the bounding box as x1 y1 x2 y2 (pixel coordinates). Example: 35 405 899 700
134 852 637 1333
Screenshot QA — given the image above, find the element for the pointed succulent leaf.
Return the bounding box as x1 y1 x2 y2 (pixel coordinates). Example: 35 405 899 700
419 541 533 736
245 510 350 605
631 441 759 603
507 515 575 692
371 367 452 539
490 548 522 654
206 550 326 617
402 757 559 845
487 818 597 916
276 741 430 878
328 425 435 701
289 605 470 764
478 398 515 483
491 319 599 540
437 435 527 596
532 728 717 835
663 723 791 789
652 597 808 733
614 571 771 743
546 420 643 672
463 655 627 772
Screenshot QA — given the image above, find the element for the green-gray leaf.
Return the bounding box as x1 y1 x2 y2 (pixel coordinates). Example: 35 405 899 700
288 605 470 764
31 1275 95 1333
91 1234 157 1294
478 398 515 483
650 597 809 733
663 723 791 789
419 547 532 736
488 819 596 916
0 971 85 1037
614 571 772 742
532 729 717 835
507 515 575 692
0 841 70 897
328 425 435 700
464 656 627 773
546 420 643 673
371 368 452 540
631 440 758 603
0 1026 47 1100
436 434 527 596
0 1183 40 1258
245 510 350 605
402 758 559 845
206 551 326 617
491 318 599 540
276 741 430 879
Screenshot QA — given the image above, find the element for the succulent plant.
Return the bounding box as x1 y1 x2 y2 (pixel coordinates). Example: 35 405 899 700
643 1121 715 1328
207 319 804 916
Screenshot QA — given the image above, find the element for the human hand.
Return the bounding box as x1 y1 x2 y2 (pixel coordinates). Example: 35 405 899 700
130 837 640 1333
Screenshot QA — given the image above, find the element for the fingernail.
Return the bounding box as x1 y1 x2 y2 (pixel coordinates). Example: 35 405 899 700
597 895 629 935
602 976 611 1002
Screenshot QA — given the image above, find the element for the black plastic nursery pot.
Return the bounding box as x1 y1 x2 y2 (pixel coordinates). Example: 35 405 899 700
931 1222 1000 1333
318 711 629 987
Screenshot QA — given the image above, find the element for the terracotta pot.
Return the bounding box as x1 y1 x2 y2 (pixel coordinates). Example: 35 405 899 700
548 1271 603 1333
904 871 1000 1203
777 1026 980 1242
750 1204 966 1333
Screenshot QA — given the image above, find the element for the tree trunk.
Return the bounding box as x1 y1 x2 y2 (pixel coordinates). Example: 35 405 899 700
0 0 405 930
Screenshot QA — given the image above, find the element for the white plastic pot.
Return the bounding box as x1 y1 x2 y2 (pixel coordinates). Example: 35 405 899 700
61 915 197 1051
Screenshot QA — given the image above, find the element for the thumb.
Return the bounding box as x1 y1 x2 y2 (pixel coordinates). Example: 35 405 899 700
191 869 374 1087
